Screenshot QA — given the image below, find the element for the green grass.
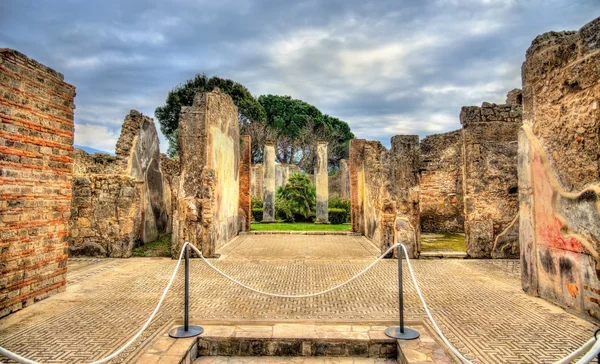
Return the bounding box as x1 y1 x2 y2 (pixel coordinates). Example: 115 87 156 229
132 234 172 257
250 222 351 232
420 232 466 252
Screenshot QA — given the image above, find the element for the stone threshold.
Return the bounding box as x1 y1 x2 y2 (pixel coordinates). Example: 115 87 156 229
418 252 467 259
136 321 457 364
245 231 361 236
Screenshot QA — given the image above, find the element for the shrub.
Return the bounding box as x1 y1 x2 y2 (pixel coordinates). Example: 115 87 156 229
275 197 295 222
251 197 263 209
329 197 351 222
328 208 347 224
251 208 263 222
276 173 316 222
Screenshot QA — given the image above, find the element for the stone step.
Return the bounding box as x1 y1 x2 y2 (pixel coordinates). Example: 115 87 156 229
246 231 361 236
194 356 397 363
418 251 467 259
139 322 456 364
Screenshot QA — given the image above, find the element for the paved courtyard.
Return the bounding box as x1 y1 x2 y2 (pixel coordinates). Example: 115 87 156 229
0 233 597 363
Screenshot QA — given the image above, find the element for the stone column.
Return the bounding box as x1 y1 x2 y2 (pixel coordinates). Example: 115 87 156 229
315 141 329 223
262 141 276 222
340 159 350 199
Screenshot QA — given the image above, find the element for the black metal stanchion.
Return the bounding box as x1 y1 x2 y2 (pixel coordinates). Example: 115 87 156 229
169 244 203 338
385 245 419 340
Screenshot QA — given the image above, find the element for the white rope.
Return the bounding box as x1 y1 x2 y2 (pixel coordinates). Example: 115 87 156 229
555 337 596 364
399 243 599 364
0 241 190 364
192 243 401 298
399 243 474 363
575 337 600 364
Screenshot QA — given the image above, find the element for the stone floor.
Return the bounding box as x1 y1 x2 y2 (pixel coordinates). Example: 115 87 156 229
0 234 598 363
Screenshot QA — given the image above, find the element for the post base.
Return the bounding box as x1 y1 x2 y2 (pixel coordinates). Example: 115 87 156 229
384 327 420 340
169 325 204 338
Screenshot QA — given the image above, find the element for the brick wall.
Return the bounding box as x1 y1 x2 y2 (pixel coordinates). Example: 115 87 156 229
239 135 251 231
0 49 76 318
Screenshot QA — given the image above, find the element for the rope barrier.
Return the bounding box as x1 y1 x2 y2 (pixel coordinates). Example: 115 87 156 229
191 243 400 298
0 241 190 364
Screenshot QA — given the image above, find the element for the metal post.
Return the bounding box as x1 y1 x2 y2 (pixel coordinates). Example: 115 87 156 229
169 244 203 338
385 245 419 340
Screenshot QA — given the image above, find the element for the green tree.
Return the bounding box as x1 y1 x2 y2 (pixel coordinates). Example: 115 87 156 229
155 74 268 158
258 95 354 173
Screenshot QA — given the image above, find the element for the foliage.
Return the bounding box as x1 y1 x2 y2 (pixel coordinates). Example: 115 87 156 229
250 222 351 232
328 197 351 223
251 197 263 209
276 173 316 222
132 234 171 257
251 208 263 222
155 74 267 157
275 197 295 222
258 95 354 172
328 208 348 225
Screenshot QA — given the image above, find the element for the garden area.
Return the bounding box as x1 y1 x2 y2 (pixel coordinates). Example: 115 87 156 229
251 173 351 231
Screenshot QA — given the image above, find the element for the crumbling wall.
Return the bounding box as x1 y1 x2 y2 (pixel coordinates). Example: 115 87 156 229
173 91 241 257
0 49 76 317
68 111 171 257
350 136 420 257
419 130 464 233
520 17 600 320
461 97 521 258
69 175 142 257
115 110 169 243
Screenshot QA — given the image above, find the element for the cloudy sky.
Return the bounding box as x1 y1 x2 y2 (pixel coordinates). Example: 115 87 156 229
1 0 598 153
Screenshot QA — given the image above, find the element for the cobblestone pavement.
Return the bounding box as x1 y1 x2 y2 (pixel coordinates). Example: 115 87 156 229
0 234 598 363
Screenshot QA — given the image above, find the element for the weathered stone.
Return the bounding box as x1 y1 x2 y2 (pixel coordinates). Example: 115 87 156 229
520 16 600 320
0 49 75 318
116 110 169 243
262 141 276 223
350 136 420 257
173 91 242 257
419 130 464 233
251 164 264 199
315 141 329 223
461 101 521 258
69 175 142 258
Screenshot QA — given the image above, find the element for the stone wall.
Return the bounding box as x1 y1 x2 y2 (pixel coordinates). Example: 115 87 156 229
520 17 600 320
419 130 464 233
68 111 172 257
69 174 142 257
350 136 420 257
461 98 521 258
116 110 169 243
173 91 241 257
0 49 76 317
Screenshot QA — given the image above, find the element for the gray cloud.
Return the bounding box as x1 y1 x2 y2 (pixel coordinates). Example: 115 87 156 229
1 0 598 152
